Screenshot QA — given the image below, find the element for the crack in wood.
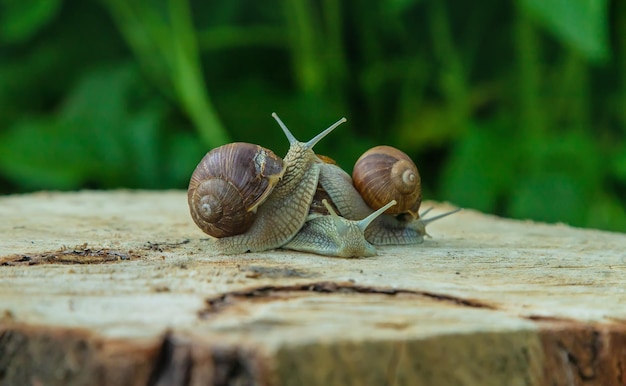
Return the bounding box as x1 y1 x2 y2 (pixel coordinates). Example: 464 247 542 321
557 343 577 385
524 315 577 323
198 281 496 318
0 244 137 266
526 311 626 385
144 239 190 252
572 330 600 381
385 341 404 386
558 340 598 382
240 265 313 279
0 239 193 266
539 325 626 384
148 333 193 386
0 324 157 385
0 324 270 386
147 332 266 386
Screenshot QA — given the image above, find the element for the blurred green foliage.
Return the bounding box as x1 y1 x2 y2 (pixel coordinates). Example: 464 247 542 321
0 0 625 231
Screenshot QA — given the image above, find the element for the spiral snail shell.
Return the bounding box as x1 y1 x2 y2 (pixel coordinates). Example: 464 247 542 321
187 142 285 238
352 145 422 216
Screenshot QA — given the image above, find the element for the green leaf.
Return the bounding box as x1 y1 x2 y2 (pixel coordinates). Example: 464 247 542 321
0 0 63 43
57 63 138 181
509 173 587 226
0 63 168 191
0 118 92 190
507 132 602 227
383 0 423 16
56 63 170 188
397 103 460 149
611 144 626 183
586 194 626 232
440 122 516 212
120 107 163 188
165 132 206 189
520 0 610 62
524 131 603 193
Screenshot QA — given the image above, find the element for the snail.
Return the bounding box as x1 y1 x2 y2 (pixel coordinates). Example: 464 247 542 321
188 113 346 254
316 145 460 245
283 199 397 257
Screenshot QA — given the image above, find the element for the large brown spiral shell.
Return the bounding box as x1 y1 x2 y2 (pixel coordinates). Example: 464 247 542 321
352 145 422 215
187 142 285 238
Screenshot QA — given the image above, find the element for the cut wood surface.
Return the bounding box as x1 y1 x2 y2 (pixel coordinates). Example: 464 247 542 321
1 190 625 385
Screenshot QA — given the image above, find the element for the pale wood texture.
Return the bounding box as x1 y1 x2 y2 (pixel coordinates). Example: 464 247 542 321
1 190 625 385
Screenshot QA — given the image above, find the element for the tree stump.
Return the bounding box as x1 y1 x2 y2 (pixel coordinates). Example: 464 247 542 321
1 191 625 385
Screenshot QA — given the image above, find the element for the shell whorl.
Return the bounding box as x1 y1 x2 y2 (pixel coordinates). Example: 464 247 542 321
187 142 284 238
352 145 422 215
189 178 250 237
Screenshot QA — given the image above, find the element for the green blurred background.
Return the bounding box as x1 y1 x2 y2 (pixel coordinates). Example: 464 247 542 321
0 0 625 232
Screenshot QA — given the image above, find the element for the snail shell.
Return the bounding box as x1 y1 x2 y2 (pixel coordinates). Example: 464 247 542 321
308 155 340 216
352 145 422 216
187 142 285 238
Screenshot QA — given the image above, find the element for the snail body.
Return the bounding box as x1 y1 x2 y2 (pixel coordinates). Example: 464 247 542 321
188 113 346 254
283 199 397 257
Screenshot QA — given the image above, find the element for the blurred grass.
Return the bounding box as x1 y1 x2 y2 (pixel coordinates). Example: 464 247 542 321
0 0 624 232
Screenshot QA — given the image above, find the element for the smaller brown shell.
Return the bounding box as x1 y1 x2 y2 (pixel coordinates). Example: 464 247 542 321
308 154 340 216
316 154 337 165
352 145 422 215
309 183 340 216
187 143 285 238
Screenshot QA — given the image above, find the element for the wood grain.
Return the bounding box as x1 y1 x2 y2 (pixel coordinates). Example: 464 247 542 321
1 191 625 385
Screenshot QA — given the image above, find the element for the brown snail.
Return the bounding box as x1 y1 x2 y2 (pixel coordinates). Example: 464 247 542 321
188 113 346 254
316 146 460 245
